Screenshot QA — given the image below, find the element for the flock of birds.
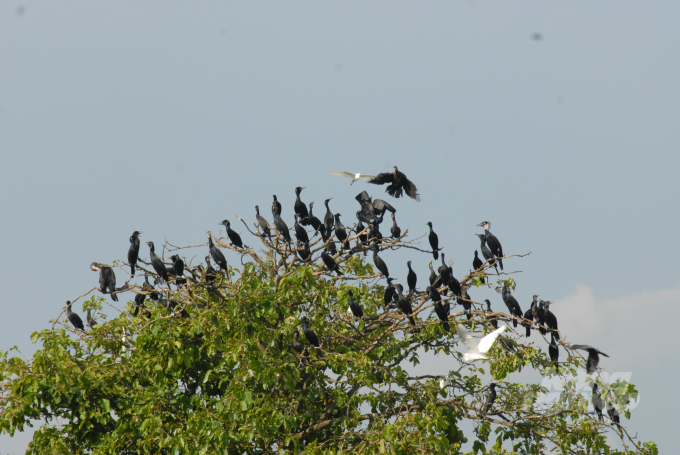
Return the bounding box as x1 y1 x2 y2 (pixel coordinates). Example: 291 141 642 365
61 165 618 425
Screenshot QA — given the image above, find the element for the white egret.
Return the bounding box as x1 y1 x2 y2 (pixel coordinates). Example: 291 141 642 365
329 171 376 185
457 323 506 362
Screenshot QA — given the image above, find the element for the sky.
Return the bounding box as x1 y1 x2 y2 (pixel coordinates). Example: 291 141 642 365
1 1 679 452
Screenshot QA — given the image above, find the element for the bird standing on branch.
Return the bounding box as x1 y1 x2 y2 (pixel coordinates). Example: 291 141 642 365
294 187 309 223
65 300 84 331
128 231 141 275
329 171 376 185
219 220 244 249
426 222 440 260
206 232 228 272
501 281 522 327
255 206 272 241
90 262 119 301
368 166 420 201
478 221 503 270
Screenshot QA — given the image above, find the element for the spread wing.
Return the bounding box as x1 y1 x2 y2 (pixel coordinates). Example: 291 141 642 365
571 344 595 351
372 199 396 214
368 172 395 185
356 173 375 180
457 323 480 355
477 325 507 354
330 171 357 179
402 177 420 201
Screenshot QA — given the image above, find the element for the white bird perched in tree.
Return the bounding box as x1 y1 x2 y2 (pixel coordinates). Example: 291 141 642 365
329 171 376 185
439 374 452 390
457 323 507 362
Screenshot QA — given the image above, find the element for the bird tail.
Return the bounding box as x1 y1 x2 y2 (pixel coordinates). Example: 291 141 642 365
111 289 119 302
408 316 416 326
433 250 439 260
442 321 450 332
512 319 517 328
498 258 504 270
130 264 135 275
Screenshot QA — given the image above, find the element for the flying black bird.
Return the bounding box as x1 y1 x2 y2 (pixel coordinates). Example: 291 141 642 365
426 222 439 260
293 214 309 244
347 289 363 319
501 282 523 327
206 232 228 272
368 166 420 201
478 221 503 271
255 206 272 241
393 284 415 326
306 202 322 233
329 171 376 185
406 261 417 292
273 213 292 244
293 330 308 357
90 262 119 301
523 295 539 337
65 301 84 331
301 316 319 347
390 213 401 239
271 195 282 217
145 241 169 282
372 246 389 278
219 220 244 249
549 333 559 366
86 308 98 329
323 198 334 234
320 252 342 276
475 234 498 274
334 213 349 250
485 299 498 329
481 383 497 414
472 250 485 284
571 345 609 375
591 383 604 421
384 277 397 307
294 187 309 224
128 231 141 275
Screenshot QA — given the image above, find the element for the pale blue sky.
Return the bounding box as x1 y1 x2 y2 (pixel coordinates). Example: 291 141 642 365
1 2 678 452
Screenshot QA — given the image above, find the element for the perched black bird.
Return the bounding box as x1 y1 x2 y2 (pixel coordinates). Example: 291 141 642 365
368 222 383 242
323 198 334 234
347 289 364 319
475 234 499 274
255 205 273 241
481 383 497 414
406 260 417 292
273 213 292 244
203 256 216 287
356 220 368 250
428 286 449 331
368 166 420 201
168 254 186 287
65 301 84 331
485 299 498 329
319 225 338 255
549 333 559 366
390 213 401 239
143 274 159 301
133 277 150 316
354 191 381 225
294 187 309 224
544 301 559 340
301 316 319 347
296 242 311 263
219 220 244 249
498 335 516 353
447 273 462 299
90 262 119 301
320 252 342 276
293 214 309 244
393 284 415 326
428 262 438 287
384 277 397 307
334 213 349 251
128 231 141 275
472 250 485 284
591 383 604 421
306 202 322 234
371 198 396 222
607 400 620 425
426 222 440 260
145 241 169 282
523 295 539 337
571 345 609 375
293 330 307 357
86 309 98 329
206 232 228 272
459 290 472 320
478 221 503 271
501 282 523 327
438 253 451 288
537 300 548 335
372 246 389 278
271 195 282 217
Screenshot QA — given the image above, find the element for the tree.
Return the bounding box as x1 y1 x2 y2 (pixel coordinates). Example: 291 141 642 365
0 203 656 454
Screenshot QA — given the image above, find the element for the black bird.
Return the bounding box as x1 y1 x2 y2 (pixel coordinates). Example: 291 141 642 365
356 219 368 250
481 383 497 414
544 301 559 340
206 232 228 272
548 333 559 366
384 277 397 307
459 290 472 320
143 274 159 301
571 345 609 375
523 295 539 337
393 284 415 326
296 242 311 263
372 246 389 278
320 252 342 276
334 213 349 251
438 253 451 287
301 316 319 347
168 254 186 287
475 234 499 274
65 301 84 331
428 286 449 331
498 335 516 353
390 213 401 239
537 300 548 335
428 262 438 287
354 191 381 226
271 195 281 218
306 202 322 233
203 256 216 287
472 250 485 284
347 289 363 319
90 262 119 301
219 220 244 249
591 383 604 421
133 279 149 316
485 299 498 329
478 221 503 271
86 308 98 329
406 261 417 292
426 222 439 260
368 222 383 242
293 330 308 357
371 198 396 222
323 198 334 234
255 206 272 241
293 214 309 244
319 225 338 255
273 213 292 244
294 187 309 224
368 166 420 201
607 400 620 425
501 282 523 327
145 241 169 282
128 231 142 275
447 273 462 299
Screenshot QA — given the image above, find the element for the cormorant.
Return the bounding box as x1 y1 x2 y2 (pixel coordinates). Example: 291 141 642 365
206 232 228 272
481 383 497 414
320 252 342 276
368 166 420 201
457 323 506 362
544 301 559 340
296 242 311 263
372 246 389 278
319 225 338 255
65 301 84 331
368 222 383 242
143 274 159 301
133 279 149 316
294 187 309 224
90 262 119 301
329 171 376 185
128 231 141 275
591 383 604 421
448 273 462 299
429 262 438 287
145 241 169 282
255 206 272 241
393 284 415 326
426 222 439 260
390 213 401 239
371 199 396 221
571 345 609 374
271 195 281 217
472 250 485 284
347 289 363 319
219 220 244 249
478 221 503 271
607 400 620 424
428 286 449 331
523 295 539 337
537 300 548 335
86 308 98 329
323 198 334 234
167 255 186 287
501 282 523 327
549 333 559 366
293 330 307 357
306 202 322 233
459 291 472 320
475 234 498 274
438 253 451 287
273 213 292 244
293 214 309 244
384 277 397 307
406 261 417 292
334 213 349 251
485 300 497 329
356 220 368 250
301 316 319 347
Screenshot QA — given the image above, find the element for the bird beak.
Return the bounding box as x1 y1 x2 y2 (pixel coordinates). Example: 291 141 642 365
476 222 484 227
